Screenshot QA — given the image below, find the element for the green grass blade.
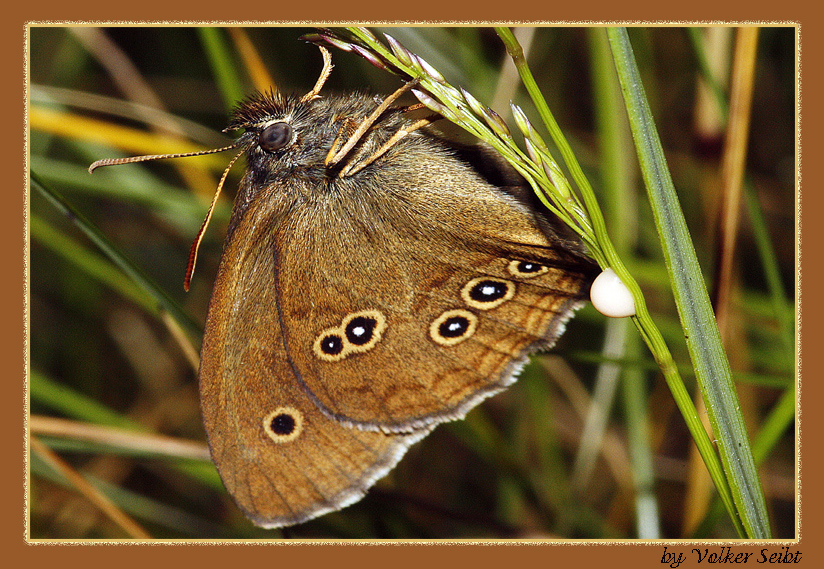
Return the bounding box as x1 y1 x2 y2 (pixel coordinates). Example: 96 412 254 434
31 452 226 537
743 180 796 357
31 370 143 430
589 28 660 538
31 370 222 489
199 27 245 112
494 25 738 536
31 214 153 311
687 28 730 121
606 27 770 539
30 171 201 336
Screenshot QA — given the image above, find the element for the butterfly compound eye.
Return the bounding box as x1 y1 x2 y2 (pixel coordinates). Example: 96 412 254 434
259 122 293 152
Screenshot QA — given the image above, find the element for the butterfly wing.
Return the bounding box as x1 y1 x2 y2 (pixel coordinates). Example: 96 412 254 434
275 147 597 432
198 185 429 528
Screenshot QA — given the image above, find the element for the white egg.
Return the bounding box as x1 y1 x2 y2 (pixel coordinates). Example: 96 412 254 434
590 268 636 318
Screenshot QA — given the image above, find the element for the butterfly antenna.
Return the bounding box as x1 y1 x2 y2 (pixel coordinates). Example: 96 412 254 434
88 144 237 173
89 143 242 291
300 46 333 103
184 148 245 291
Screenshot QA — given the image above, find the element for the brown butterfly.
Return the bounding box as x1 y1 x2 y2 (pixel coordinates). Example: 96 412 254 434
92 46 597 528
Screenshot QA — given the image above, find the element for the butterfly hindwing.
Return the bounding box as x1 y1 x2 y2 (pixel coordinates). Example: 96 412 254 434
198 185 430 527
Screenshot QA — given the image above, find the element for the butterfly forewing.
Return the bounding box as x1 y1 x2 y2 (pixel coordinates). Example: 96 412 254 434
272 146 596 431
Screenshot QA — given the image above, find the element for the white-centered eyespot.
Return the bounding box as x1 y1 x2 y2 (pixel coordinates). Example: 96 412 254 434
460 277 516 310
507 259 549 279
314 331 347 362
429 309 478 346
313 309 387 362
263 407 304 443
590 268 636 318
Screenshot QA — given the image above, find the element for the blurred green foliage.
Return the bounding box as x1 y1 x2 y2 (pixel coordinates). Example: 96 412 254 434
28 26 796 539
